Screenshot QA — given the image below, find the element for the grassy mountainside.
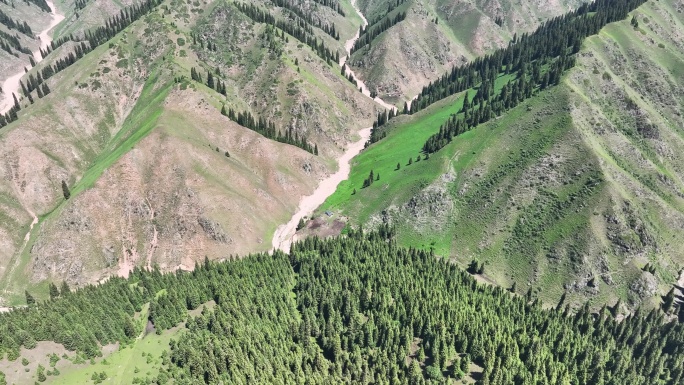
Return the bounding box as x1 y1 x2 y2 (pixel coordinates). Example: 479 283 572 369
349 0 584 105
0 1 53 83
0 0 130 85
51 0 136 40
322 0 684 310
0 0 378 305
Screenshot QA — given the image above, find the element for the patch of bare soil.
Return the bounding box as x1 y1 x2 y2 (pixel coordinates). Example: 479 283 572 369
298 217 347 240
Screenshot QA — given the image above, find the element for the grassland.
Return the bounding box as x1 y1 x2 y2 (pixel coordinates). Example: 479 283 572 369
0 301 218 385
321 73 514 222
322 0 684 309
322 85 609 306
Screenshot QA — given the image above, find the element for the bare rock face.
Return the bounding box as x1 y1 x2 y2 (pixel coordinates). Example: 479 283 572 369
368 170 456 234
58 206 94 233
629 271 658 304
198 217 230 244
400 181 454 232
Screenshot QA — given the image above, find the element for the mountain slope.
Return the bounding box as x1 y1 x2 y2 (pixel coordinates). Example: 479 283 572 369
0 0 53 68
0 0 378 305
348 0 585 105
321 0 684 310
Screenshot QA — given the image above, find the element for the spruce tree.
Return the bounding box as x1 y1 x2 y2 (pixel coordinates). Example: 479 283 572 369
25 290 35 305
207 72 214 89
60 281 71 296
61 180 70 200
48 283 60 300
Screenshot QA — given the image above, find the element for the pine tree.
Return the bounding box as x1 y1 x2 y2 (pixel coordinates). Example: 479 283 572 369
460 353 470 373
556 292 567 311
60 281 71 296
49 283 60 300
207 72 214 89
61 180 70 200
25 290 35 305
662 288 675 313
124 316 136 338
37 364 46 382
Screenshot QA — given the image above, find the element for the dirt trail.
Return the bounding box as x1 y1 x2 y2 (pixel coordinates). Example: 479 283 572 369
272 1 394 253
271 127 372 253
339 0 396 112
0 0 65 114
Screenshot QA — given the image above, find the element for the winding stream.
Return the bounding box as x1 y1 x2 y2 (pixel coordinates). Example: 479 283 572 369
0 0 65 114
271 0 394 253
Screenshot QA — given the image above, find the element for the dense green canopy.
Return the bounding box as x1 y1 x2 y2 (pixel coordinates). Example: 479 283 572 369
1 227 682 384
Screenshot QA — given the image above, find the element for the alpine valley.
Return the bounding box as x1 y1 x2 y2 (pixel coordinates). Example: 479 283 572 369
0 0 683 384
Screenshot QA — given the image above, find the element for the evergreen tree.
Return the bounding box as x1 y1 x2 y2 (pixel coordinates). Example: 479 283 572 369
61 180 70 200
207 71 214 89
662 288 675 313
36 364 46 382
60 281 71 296
25 290 35 305
48 283 60 300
